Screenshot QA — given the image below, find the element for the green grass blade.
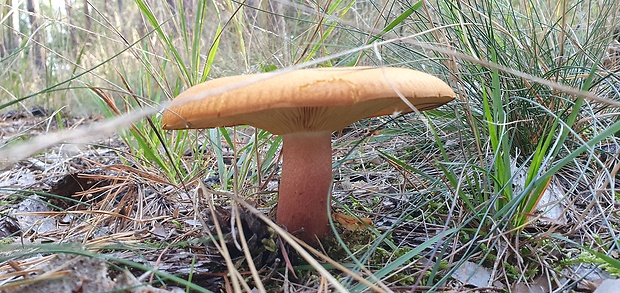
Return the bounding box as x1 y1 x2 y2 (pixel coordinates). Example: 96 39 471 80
350 228 457 292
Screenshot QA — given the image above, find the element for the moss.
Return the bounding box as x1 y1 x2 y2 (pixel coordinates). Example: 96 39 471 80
577 252 620 277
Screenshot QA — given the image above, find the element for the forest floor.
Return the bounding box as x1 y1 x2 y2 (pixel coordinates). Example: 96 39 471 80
1 107 619 293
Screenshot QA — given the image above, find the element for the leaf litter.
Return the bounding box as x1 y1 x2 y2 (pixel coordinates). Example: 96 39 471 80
0 108 295 292
1 101 620 292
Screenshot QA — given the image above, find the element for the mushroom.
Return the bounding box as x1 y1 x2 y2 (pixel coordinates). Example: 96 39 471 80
162 67 455 243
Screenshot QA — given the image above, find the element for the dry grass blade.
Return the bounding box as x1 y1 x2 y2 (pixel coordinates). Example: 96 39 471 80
0 256 58 283
104 164 175 187
10 211 169 223
204 185 388 292
0 254 86 291
0 271 72 291
294 236 390 292
0 255 56 278
85 231 148 248
230 203 266 292
1 21 612 167
193 183 247 292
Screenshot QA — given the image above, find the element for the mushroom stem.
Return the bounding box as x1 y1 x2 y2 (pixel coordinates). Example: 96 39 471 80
277 131 333 243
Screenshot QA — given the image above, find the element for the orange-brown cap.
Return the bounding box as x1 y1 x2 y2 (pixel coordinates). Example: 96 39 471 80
162 67 455 135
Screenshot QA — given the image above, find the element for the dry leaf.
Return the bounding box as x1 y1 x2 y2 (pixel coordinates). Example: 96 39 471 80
332 213 372 231
594 279 620 293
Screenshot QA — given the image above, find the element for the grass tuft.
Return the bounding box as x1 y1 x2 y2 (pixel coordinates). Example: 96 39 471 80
1 0 620 291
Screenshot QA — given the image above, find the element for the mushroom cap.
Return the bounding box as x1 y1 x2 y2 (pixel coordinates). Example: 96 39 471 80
162 67 455 134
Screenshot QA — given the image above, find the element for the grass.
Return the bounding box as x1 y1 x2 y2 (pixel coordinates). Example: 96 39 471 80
1 0 620 291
